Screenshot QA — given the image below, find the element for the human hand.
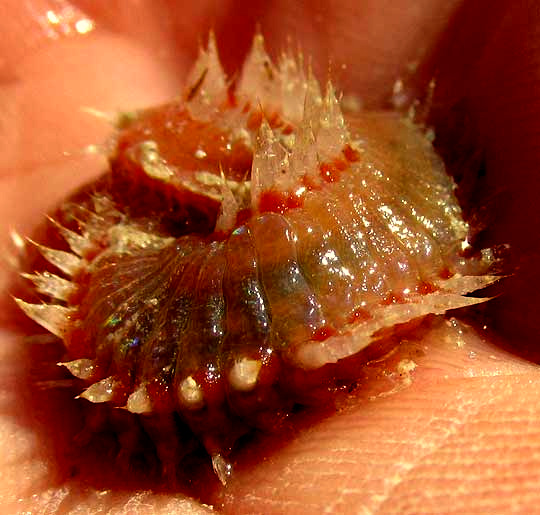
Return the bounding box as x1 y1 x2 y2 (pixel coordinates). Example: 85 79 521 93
1 1 539 513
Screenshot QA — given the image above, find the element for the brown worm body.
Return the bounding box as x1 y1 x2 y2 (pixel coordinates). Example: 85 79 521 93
16 34 496 482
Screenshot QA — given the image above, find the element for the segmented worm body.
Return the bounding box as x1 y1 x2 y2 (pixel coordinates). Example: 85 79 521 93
17 34 496 482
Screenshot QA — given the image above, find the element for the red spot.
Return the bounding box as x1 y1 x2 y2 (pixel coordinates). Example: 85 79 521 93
343 144 361 162
302 174 320 190
416 281 438 294
348 307 372 324
333 158 347 171
320 162 340 183
312 325 336 341
381 292 407 305
259 190 303 214
282 124 294 135
267 112 282 128
285 195 304 210
439 267 454 279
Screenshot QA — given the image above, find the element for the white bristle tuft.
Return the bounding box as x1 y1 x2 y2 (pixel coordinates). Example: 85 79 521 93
212 454 233 486
178 375 205 410
185 31 227 120
278 52 308 122
215 169 240 234
290 130 317 185
22 271 77 301
46 216 90 257
91 194 117 216
59 358 96 380
251 120 291 209
237 33 280 111
28 239 82 276
79 376 119 403
14 298 73 338
228 357 262 392
126 384 152 414
316 81 349 160
238 36 315 125
303 74 323 131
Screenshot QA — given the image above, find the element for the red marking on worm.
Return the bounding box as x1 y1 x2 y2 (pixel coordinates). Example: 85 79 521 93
439 267 454 279
320 162 340 183
259 190 304 214
334 158 347 171
312 325 337 341
282 123 294 135
343 144 361 162
381 292 407 305
348 307 372 324
416 281 438 295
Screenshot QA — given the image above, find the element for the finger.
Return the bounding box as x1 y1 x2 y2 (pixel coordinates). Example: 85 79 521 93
0 29 187 249
0 326 216 513
0 4 203 511
223 318 540 513
1 0 536 512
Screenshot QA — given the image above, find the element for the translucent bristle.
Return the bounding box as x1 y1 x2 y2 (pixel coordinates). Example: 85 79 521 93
91 194 117 216
22 271 77 301
237 33 280 110
47 216 90 257
212 454 233 486
302 74 323 129
238 34 311 124
59 358 96 380
14 298 73 339
228 357 262 392
185 31 227 120
290 111 318 183
316 81 349 160
215 170 240 234
178 375 205 410
79 376 120 403
278 51 307 122
28 239 81 276
126 384 152 414
251 120 291 208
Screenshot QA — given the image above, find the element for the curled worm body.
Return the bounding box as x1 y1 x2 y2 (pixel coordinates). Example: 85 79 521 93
16 33 497 482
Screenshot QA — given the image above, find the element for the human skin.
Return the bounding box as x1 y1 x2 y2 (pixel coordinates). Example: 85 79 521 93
1 1 540 513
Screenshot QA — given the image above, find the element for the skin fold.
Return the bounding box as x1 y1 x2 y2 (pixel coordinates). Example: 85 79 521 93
1 1 539 513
